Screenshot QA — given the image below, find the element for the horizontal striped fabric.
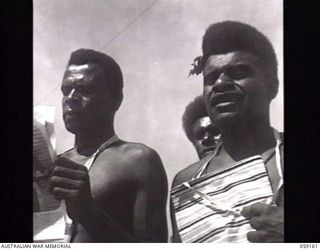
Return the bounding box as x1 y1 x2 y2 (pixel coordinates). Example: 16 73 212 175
33 122 61 211
171 155 273 243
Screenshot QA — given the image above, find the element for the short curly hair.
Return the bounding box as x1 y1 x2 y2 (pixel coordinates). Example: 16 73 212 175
67 48 123 109
202 21 279 99
182 95 208 142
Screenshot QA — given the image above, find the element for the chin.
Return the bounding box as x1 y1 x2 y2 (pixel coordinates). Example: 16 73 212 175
64 123 80 135
212 112 241 127
201 150 215 158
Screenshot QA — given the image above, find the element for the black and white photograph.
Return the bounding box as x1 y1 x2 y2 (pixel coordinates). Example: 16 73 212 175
33 0 284 243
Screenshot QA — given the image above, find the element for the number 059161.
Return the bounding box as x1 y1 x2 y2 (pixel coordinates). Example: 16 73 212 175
300 244 318 248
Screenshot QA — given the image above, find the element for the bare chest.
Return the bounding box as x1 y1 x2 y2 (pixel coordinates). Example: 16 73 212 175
62 149 137 210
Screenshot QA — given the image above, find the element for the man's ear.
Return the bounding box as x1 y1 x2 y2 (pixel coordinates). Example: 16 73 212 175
108 93 123 112
102 91 123 112
112 93 123 111
264 69 278 101
268 76 279 100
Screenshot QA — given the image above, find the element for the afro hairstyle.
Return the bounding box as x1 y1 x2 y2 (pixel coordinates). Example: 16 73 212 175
202 21 279 99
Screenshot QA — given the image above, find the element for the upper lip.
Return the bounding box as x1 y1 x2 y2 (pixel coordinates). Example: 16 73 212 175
203 144 217 149
202 146 216 153
64 108 81 116
209 90 242 107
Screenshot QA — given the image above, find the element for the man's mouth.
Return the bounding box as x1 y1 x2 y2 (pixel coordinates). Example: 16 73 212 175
64 109 81 120
210 91 241 107
201 146 217 156
204 145 217 151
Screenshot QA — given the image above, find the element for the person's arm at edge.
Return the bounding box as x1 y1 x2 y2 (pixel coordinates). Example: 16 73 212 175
170 175 182 242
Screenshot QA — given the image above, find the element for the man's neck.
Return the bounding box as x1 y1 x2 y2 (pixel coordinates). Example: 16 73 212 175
220 118 276 161
74 126 116 156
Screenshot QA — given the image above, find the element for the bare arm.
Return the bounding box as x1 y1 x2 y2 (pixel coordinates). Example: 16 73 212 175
170 198 182 242
170 175 183 242
132 148 168 242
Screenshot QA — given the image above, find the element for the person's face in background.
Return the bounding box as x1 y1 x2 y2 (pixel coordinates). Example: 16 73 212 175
192 116 221 159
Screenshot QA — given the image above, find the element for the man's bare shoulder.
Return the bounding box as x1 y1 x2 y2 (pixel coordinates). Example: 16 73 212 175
98 141 166 176
101 141 159 161
172 154 212 188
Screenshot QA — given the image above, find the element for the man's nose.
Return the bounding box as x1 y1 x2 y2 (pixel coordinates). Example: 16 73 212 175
202 132 214 146
65 88 81 104
68 88 76 98
213 73 235 92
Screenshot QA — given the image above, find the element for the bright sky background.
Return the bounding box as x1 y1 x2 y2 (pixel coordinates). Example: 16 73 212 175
34 0 283 192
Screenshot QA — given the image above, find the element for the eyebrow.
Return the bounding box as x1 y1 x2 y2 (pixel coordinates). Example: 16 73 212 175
225 63 254 73
65 69 86 77
204 62 253 79
68 64 90 71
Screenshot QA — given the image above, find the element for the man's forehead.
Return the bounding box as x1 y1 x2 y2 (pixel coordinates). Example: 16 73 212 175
203 51 261 76
197 116 212 127
65 63 103 75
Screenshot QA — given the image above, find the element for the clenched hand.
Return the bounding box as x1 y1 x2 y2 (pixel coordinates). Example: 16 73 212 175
49 157 93 221
241 202 284 243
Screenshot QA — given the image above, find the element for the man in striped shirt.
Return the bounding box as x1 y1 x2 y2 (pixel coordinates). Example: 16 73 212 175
171 21 283 243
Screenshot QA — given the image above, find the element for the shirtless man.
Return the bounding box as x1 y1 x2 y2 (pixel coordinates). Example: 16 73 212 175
182 95 220 159
49 49 168 242
171 21 283 243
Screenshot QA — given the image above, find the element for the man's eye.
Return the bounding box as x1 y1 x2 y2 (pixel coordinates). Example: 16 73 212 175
204 72 220 86
228 66 252 79
208 128 220 136
61 87 71 96
78 88 93 95
231 70 247 79
194 131 205 140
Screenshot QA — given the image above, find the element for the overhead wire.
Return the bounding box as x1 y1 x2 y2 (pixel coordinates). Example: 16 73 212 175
35 0 159 106
99 0 159 51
